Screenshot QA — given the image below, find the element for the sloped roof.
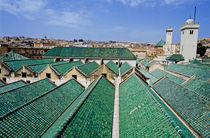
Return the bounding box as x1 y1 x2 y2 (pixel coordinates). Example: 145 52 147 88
60 76 115 137
183 77 210 99
3 58 54 72
190 59 202 65
120 62 132 76
137 68 158 85
0 80 26 94
153 77 209 137
52 61 83 75
27 61 67 73
77 62 99 76
167 63 210 81
43 47 136 59
0 51 28 61
106 60 119 75
119 74 192 137
151 69 185 85
155 40 165 47
0 79 84 137
0 79 55 118
136 58 143 64
166 54 184 61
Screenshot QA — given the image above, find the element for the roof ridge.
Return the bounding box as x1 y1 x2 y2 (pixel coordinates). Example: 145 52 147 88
0 78 49 96
41 76 103 137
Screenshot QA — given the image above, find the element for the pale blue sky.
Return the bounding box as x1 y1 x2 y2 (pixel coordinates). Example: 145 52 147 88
0 0 209 43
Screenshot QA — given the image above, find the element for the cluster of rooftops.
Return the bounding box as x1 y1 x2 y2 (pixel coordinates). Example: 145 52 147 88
0 48 209 137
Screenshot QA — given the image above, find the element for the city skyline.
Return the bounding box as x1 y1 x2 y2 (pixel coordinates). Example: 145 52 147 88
0 0 210 43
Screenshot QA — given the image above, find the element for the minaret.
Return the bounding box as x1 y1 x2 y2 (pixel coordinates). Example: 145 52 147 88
163 27 173 55
180 19 200 61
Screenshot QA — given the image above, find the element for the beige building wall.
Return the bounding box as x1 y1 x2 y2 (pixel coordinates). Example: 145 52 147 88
62 67 87 87
90 64 117 84
39 65 60 85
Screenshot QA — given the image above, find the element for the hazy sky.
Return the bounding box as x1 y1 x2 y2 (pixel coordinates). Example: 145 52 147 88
0 0 209 43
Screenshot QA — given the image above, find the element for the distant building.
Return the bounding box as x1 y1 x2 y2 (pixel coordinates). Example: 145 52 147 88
180 19 200 61
43 47 137 67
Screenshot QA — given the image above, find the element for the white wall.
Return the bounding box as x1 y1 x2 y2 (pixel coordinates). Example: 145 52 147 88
180 23 199 61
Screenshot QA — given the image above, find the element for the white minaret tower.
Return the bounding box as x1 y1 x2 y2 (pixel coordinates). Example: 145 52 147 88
163 27 173 55
180 19 200 61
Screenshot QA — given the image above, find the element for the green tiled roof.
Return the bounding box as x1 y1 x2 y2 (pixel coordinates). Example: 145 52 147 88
119 74 181 137
151 69 185 85
0 51 28 61
43 77 99 137
0 79 84 137
137 68 158 85
0 79 55 118
77 62 99 76
183 78 210 99
52 61 83 75
166 54 184 61
120 62 132 76
155 40 165 47
153 78 209 137
136 58 143 64
106 60 119 75
28 61 67 73
147 60 156 67
202 58 210 63
61 76 115 137
43 47 136 59
141 58 156 67
3 58 54 72
0 80 26 94
190 59 202 65
167 63 210 81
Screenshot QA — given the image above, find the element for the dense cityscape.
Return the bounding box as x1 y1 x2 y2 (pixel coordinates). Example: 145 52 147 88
0 0 209 137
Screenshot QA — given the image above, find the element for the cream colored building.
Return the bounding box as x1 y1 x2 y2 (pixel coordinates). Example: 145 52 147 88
180 19 200 61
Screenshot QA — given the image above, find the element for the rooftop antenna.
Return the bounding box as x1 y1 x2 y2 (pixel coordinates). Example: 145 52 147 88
194 5 197 23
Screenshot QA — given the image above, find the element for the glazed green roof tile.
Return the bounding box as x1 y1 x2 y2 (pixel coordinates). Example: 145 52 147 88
166 54 184 61
119 74 181 137
144 57 151 62
43 47 136 59
61 76 115 137
190 59 202 65
52 61 83 75
153 78 209 137
77 62 99 76
106 60 119 75
183 77 210 99
120 62 132 76
28 61 67 73
167 63 210 80
202 58 210 63
3 58 54 72
147 60 156 67
0 79 84 137
0 80 26 94
137 68 158 85
0 51 28 61
151 69 185 85
43 77 99 137
136 58 143 64
0 79 55 118
155 40 165 47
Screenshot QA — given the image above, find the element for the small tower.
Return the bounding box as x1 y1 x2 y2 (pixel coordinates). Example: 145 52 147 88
166 27 173 45
163 27 173 55
180 19 200 61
